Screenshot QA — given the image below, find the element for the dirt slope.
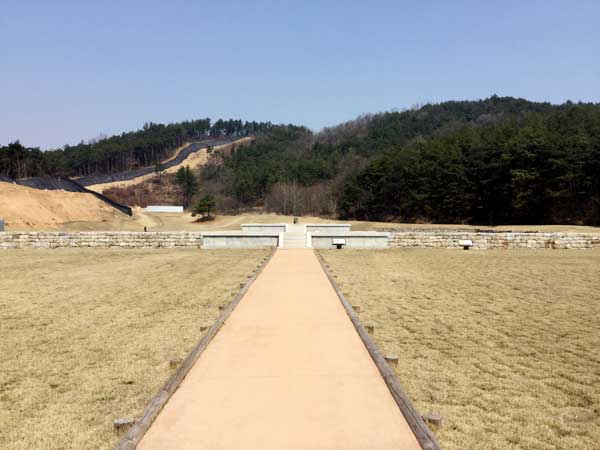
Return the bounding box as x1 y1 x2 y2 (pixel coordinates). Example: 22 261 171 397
87 138 253 193
0 181 130 230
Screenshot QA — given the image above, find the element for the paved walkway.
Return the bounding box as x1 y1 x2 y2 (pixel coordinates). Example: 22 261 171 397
137 249 421 450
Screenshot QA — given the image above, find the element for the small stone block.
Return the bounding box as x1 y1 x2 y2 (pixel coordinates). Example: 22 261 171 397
422 412 443 428
352 305 361 314
200 325 209 332
114 417 135 433
365 324 374 335
218 305 225 311
169 358 183 369
384 355 399 367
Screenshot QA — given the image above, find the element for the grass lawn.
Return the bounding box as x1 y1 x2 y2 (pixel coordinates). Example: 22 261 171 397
320 248 600 450
0 248 270 450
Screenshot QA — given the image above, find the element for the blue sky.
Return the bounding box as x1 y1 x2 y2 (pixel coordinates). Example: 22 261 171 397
1 0 599 149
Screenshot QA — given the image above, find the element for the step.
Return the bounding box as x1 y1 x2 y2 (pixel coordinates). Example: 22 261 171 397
282 231 307 248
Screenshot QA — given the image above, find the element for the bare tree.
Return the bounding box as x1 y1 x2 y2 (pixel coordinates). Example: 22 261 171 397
265 182 336 217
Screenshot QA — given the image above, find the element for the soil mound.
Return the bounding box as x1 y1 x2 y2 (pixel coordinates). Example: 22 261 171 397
0 181 129 230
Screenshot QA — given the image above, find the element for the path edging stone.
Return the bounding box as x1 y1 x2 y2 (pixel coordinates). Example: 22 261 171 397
113 250 275 450
315 250 443 450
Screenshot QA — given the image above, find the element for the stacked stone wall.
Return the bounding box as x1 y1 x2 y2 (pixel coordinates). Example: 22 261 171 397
1 230 599 250
387 231 600 249
0 232 202 249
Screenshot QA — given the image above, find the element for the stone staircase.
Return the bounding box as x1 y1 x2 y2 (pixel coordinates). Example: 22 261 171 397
282 224 308 248
282 231 307 248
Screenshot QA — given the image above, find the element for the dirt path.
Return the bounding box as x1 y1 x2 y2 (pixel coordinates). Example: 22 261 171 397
86 138 253 193
137 249 421 450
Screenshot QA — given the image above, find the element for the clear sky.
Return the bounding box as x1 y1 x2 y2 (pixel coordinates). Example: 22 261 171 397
1 0 599 149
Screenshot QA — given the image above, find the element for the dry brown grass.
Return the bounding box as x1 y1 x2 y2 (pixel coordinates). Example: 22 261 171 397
0 248 270 450
56 210 600 234
320 249 600 450
58 211 350 232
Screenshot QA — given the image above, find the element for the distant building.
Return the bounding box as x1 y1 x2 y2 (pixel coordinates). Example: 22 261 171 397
145 206 184 213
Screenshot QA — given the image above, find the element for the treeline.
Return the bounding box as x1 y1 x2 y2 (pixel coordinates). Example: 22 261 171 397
203 97 600 225
4 96 600 225
0 118 274 179
339 106 600 225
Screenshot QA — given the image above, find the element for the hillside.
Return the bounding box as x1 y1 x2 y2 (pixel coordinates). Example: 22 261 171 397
0 119 272 179
86 137 253 193
0 182 131 230
2 97 600 226
204 97 600 225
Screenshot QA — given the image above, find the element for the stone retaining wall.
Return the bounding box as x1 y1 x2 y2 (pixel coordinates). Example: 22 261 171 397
2 230 599 250
0 232 203 249
388 231 600 249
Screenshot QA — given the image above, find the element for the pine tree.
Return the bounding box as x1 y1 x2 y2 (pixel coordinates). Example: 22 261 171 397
192 194 216 218
175 166 198 208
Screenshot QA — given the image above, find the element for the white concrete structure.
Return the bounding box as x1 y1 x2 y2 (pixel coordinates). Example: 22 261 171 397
311 231 390 249
145 205 184 213
241 224 288 233
304 223 352 234
201 231 279 249
237 223 387 249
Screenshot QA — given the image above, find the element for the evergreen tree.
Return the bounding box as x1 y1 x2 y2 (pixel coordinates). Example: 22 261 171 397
192 194 216 217
175 166 198 207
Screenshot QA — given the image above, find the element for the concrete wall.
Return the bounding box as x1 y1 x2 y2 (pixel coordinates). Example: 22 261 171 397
201 231 279 249
145 206 184 213
388 231 600 249
241 224 287 233
0 231 202 249
305 224 351 234
311 232 389 249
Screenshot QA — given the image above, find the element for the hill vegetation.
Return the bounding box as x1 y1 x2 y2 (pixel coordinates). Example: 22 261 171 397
0 119 273 178
204 96 600 225
2 97 599 225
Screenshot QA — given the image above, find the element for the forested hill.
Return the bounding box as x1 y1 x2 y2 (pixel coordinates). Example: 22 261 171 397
2 97 599 225
205 96 600 225
0 118 275 179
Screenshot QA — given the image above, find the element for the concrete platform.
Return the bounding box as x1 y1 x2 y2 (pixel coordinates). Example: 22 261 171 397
201 231 279 248
310 231 390 249
137 249 421 450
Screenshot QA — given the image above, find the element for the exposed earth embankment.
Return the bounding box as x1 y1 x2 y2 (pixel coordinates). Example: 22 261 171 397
83 137 253 193
0 181 131 230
